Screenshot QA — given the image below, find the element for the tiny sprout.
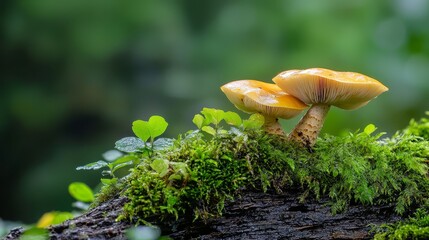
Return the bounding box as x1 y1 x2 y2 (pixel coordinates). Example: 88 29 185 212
132 115 168 143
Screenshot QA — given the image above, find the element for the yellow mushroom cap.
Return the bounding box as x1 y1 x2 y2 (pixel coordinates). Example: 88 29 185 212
273 68 389 110
220 80 308 119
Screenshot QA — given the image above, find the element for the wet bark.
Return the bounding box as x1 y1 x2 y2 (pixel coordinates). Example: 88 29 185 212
3 190 401 240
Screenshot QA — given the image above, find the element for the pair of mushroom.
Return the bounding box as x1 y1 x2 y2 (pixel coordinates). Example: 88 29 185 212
221 68 389 148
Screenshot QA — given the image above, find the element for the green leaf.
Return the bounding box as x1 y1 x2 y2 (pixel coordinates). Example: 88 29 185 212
132 116 168 141
364 124 377 135
200 108 214 125
111 162 134 174
224 111 242 127
115 137 146 153
202 126 216 136
68 182 94 203
150 159 170 177
132 120 151 142
148 115 169 139
201 108 224 125
152 138 174 151
110 155 136 167
243 113 265 130
192 114 205 129
76 160 108 171
109 155 136 172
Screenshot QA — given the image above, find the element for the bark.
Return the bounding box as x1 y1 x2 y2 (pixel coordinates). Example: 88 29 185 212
3 189 401 240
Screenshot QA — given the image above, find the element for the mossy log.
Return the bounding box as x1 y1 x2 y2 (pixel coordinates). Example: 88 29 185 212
4 189 401 240
6 112 429 239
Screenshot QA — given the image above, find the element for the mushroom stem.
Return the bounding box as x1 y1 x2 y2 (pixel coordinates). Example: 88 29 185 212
288 104 330 147
263 116 285 135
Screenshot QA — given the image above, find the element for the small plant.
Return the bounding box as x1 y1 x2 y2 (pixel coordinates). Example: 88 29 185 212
192 107 264 136
132 115 169 152
76 115 172 185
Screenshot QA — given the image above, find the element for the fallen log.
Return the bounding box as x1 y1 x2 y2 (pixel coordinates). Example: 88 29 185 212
3 189 401 240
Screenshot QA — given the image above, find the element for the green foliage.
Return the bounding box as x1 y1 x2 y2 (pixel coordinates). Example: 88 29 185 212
76 150 139 178
403 111 429 140
200 108 224 126
76 115 173 204
68 182 94 203
119 166 185 223
192 113 205 129
224 111 242 126
303 125 429 214
115 137 146 153
192 107 264 134
242 113 265 130
133 116 169 143
373 208 429 240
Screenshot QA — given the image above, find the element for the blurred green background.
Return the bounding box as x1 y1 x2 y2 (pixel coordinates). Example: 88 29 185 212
1 0 428 223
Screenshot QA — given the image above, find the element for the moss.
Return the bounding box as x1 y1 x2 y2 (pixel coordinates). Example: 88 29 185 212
95 110 429 237
91 179 121 207
370 113 429 240
403 111 429 141
373 208 429 239
118 130 298 223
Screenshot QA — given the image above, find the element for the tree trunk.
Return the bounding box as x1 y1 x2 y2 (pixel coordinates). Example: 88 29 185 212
4 189 401 240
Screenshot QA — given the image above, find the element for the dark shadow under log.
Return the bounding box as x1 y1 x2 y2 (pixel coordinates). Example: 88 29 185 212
4 190 402 240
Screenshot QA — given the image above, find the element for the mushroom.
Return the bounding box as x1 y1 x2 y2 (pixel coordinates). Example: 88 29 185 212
221 80 308 135
272 68 389 147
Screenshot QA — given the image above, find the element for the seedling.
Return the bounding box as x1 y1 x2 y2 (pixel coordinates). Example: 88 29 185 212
132 115 168 145
192 107 264 137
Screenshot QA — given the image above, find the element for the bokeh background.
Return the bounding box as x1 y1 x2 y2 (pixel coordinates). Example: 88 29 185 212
1 0 429 224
